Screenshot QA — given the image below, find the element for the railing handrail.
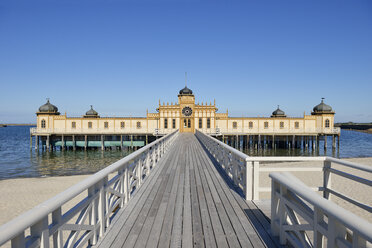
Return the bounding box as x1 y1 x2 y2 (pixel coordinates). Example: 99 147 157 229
245 156 372 173
245 156 326 162
326 156 372 173
270 172 372 242
0 130 178 245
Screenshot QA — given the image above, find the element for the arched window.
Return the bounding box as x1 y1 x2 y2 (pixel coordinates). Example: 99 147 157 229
295 121 299 129
104 122 108 129
172 119 176 129
207 118 211 129
280 121 284 129
41 119 46 129
249 121 253 129
137 121 141 129
199 118 203 129
233 121 237 129
72 122 76 129
325 119 330 128
88 122 92 129
264 121 269 129
120 121 125 129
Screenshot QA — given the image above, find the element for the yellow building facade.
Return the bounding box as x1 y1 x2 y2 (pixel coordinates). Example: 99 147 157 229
31 87 340 150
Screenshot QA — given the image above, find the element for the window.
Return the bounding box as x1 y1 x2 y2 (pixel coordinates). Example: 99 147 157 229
280 121 284 129
172 119 176 129
164 119 168 129
295 121 299 129
72 122 76 129
88 122 92 129
249 121 253 129
264 121 269 129
121 121 125 129
233 121 237 129
137 121 141 129
207 118 211 129
41 119 46 129
325 119 330 128
199 118 203 128
104 122 108 129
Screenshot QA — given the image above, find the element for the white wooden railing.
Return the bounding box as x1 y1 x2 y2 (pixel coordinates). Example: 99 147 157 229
0 130 178 248
196 130 371 203
270 172 372 247
195 130 253 199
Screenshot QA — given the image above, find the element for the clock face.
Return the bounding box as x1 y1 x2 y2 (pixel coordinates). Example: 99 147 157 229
182 106 193 116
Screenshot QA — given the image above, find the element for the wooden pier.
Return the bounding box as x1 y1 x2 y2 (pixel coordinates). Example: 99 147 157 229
97 133 280 248
1 130 371 248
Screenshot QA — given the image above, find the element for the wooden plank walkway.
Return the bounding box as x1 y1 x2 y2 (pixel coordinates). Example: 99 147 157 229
96 133 282 248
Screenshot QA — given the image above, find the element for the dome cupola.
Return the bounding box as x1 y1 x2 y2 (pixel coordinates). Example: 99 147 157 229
84 105 100 118
271 105 286 117
37 99 60 115
312 98 334 115
179 86 193 95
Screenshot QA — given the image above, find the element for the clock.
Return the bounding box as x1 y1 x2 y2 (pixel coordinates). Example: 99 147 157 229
182 106 193 116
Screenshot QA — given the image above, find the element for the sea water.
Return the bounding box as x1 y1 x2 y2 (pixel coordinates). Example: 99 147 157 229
0 126 371 179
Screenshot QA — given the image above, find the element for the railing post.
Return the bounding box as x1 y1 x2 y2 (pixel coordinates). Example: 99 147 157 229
270 180 280 237
279 184 288 245
313 207 324 247
124 167 130 204
156 143 160 163
30 216 50 248
151 147 156 168
160 141 164 158
137 157 143 186
253 161 260 200
323 160 332 200
233 155 239 185
327 217 346 248
11 232 25 248
99 177 108 235
119 168 125 207
352 232 367 248
88 185 98 245
145 150 151 174
52 207 63 248
245 161 253 201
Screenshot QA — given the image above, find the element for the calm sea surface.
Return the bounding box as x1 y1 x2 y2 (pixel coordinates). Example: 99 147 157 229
0 126 372 179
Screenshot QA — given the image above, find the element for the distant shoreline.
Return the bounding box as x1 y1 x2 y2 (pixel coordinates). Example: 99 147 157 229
335 123 372 134
354 129 372 134
0 124 36 126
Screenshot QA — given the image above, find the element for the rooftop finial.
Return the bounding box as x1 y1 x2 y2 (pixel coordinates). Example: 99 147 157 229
185 72 187 87
321 97 325 103
277 105 280 109
90 105 93 109
46 98 50 103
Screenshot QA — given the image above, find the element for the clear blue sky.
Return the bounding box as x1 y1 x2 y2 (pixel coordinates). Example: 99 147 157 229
1 0 371 123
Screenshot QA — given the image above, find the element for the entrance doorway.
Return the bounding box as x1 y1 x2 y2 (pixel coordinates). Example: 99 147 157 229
182 118 193 132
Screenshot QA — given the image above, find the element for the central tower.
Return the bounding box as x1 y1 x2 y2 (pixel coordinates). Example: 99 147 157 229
178 86 195 133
